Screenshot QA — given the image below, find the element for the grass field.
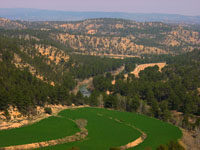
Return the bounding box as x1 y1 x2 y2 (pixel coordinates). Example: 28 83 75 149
0 116 79 147
36 107 182 150
0 107 182 150
92 108 182 150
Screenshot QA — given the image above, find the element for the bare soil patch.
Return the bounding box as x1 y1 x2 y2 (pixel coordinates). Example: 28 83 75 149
180 128 200 150
129 62 166 78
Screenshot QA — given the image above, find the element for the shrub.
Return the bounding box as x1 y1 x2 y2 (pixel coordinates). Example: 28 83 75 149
44 107 52 114
4 109 11 120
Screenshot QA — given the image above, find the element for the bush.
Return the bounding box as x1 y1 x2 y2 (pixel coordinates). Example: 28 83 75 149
4 109 11 120
44 107 52 114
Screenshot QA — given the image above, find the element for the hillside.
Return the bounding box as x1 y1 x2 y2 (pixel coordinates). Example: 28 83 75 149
0 35 124 113
49 19 200 55
0 18 200 56
0 36 70 84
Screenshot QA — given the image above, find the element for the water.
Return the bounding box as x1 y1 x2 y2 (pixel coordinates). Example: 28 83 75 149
79 85 91 97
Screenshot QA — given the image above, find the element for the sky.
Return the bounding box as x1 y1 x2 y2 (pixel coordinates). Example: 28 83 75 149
0 0 200 16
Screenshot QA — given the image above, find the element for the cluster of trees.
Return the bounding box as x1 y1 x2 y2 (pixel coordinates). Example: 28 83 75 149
89 50 200 130
0 52 51 113
69 55 123 79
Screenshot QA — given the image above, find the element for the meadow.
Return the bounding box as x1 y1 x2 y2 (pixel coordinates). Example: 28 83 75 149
37 107 182 150
0 116 79 147
0 107 182 150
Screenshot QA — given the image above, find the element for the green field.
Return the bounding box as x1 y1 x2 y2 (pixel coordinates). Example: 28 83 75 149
90 108 182 150
0 116 79 147
0 107 182 150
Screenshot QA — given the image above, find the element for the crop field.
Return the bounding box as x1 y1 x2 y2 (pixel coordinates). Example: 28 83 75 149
0 107 182 150
37 107 181 150
0 116 79 148
91 108 182 150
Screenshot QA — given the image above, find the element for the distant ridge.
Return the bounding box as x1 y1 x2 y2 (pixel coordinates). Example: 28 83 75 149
0 8 200 24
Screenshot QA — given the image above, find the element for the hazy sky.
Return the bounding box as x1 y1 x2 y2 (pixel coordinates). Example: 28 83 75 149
0 0 200 16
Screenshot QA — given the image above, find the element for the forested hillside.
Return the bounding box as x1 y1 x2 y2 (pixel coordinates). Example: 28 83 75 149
0 37 75 112
0 18 200 56
0 36 125 114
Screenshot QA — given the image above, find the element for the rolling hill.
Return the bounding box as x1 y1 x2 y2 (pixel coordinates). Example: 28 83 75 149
0 18 199 56
0 8 200 24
